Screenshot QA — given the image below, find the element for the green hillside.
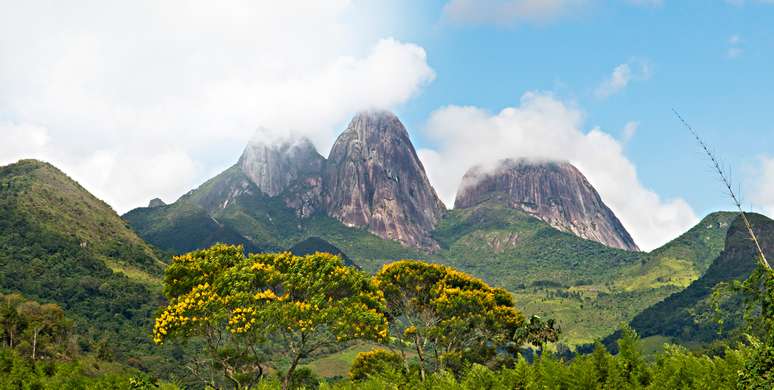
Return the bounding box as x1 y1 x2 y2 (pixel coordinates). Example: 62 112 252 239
124 166 736 345
124 164 425 269
0 160 177 374
430 204 734 344
623 213 772 347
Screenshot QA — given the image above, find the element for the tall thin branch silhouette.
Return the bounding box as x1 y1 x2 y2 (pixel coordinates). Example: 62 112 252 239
672 108 770 270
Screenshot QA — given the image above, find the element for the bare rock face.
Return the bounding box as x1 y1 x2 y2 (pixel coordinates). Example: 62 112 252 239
454 159 639 251
324 110 446 251
239 136 325 217
148 198 166 208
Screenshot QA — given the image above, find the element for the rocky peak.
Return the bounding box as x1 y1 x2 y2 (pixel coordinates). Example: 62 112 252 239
239 135 325 198
239 135 325 217
454 159 639 251
324 110 446 251
148 198 166 208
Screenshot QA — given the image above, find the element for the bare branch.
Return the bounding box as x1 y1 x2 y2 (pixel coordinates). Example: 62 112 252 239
672 108 769 270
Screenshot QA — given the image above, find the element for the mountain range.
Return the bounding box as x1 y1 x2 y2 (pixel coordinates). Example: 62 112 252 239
121 110 753 344
125 110 636 256
0 109 767 360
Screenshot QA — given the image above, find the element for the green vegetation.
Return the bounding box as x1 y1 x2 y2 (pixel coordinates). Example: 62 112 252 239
154 245 388 389
625 213 773 346
431 203 735 345
0 293 171 389
0 160 181 378
148 244 774 389
336 327 753 390
125 168 737 345
374 260 527 379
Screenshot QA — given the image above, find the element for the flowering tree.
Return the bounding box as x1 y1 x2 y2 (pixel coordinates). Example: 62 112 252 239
154 244 388 390
373 261 525 379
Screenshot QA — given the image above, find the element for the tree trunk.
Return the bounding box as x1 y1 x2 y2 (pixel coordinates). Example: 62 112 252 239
414 333 426 381
32 328 39 360
283 353 302 390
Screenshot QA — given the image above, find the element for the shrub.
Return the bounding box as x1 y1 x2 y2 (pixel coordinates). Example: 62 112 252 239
350 349 404 381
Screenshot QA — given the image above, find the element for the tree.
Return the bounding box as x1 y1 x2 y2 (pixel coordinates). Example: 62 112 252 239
154 244 388 390
373 260 525 379
350 349 404 381
0 293 24 349
514 315 560 357
17 301 67 360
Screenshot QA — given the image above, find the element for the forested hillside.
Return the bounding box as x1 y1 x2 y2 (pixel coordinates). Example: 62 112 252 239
0 160 179 375
126 190 735 345
625 213 773 346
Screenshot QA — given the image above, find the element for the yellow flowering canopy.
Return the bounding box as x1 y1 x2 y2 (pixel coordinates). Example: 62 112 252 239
153 244 388 388
374 260 524 373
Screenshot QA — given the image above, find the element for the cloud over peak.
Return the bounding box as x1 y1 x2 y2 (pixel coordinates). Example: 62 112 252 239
0 1 434 213
418 92 697 250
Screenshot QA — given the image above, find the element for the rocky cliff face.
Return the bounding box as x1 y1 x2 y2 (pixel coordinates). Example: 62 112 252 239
239 136 325 217
454 159 639 251
324 110 446 251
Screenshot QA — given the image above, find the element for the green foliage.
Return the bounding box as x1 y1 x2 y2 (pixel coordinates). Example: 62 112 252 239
349 349 404 381
322 326 748 390
155 244 388 389
125 162 737 346
374 260 525 378
0 293 72 361
0 160 181 378
0 294 167 389
627 213 773 346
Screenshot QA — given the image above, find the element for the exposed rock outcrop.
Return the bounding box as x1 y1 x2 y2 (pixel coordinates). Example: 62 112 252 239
454 159 639 251
324 110 446 251
148 198 166 208
239 136 325 217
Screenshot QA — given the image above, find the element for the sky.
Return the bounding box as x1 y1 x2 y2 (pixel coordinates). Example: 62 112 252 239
1 0 773 251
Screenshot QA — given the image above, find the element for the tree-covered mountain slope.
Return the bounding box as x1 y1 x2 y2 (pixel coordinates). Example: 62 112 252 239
288 237 357 268
124 163 426 268
126 176 733 344
623 213 773 346
429 203 732 344
0 160 176 372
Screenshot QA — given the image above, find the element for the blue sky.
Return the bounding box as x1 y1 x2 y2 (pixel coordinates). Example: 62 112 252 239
388 0 774 217
1 0 772 250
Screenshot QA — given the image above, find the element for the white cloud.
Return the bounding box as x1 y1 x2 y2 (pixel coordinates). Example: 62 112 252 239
752 156 774 217
595 60 651 98
0 122 51 165
442 0 587 26
622 121 639 143
418 92 698 251
0 1 434 213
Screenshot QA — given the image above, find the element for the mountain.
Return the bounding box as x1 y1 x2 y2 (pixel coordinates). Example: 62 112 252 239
121 111 736 345
324 111 446 250
126 110 446 253
454 159 638 251
623 213 773 345
288 236 357 268
240 136 325 218
148 198 166 208
123 197 262 255
0 159 174 370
